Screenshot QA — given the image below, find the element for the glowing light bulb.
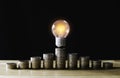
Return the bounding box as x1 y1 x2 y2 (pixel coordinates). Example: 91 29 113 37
52 19 70 47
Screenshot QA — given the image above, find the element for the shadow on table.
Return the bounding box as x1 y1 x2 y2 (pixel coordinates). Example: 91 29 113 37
12 67 120 70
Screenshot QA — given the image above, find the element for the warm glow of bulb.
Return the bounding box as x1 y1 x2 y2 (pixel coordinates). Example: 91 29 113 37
54 23 66 36
52 19 70 38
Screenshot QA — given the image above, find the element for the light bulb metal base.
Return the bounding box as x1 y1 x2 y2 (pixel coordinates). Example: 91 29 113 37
55 37 66 47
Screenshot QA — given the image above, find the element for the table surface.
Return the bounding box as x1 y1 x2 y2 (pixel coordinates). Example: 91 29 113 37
0 60 120 78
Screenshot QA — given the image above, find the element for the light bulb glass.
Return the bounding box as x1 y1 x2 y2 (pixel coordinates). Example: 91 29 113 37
52 19 70 38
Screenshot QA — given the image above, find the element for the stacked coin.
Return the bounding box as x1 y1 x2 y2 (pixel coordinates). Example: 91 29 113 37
55 48 66 57
80 56 90 69
68 53 78 69
43 53 54 69
91 60 101 69
103 62 113 69
55 48 66 69
56 57 66 69
18 60 29 69
30 56 41 69
6 63 17 69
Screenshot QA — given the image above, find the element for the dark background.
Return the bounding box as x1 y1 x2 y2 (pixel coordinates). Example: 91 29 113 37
0 0 119 60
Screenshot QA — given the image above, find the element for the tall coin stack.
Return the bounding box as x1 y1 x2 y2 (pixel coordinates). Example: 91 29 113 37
91 60 101 69
80 56 90 69
68 53 78 69
43 53 54 69
30 57 41 69
55 48 66 69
